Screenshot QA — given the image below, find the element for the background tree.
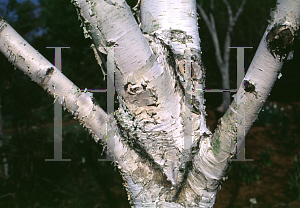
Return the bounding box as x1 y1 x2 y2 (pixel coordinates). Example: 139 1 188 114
197 0 246 113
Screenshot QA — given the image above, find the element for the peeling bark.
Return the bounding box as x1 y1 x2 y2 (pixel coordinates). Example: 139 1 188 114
1 0 300 207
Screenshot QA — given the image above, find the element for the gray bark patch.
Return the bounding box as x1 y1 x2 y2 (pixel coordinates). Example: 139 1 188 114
266 24 295 61
244 80 255 93
46 67 55 76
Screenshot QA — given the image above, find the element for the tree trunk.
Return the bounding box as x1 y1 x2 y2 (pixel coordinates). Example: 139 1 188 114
0 0 299 207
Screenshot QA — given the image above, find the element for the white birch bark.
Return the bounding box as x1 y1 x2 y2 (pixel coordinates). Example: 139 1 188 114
178 1 300 207
0 0 299 207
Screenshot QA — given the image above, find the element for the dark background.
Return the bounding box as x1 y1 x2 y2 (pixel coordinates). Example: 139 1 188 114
0 0 299 207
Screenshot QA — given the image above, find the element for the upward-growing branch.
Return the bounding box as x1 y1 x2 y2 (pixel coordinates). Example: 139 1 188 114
0 16 148 207
222 0 247 69
178 0 300 207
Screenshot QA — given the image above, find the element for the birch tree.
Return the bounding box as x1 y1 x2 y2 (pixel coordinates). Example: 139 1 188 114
0 0 299 207
197 0 246 112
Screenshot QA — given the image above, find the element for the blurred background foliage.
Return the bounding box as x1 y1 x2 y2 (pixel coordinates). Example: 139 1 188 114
0 0 299 207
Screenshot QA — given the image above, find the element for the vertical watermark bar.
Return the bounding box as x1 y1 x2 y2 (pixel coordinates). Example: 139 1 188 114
229 47 253 161
45 47 71 162
184 49 193 150
98 47 116 161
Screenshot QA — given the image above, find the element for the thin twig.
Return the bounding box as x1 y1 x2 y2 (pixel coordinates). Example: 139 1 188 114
222 0 233 24
222 0 247 66
196 3 223 67
0 193 15 199
210 0 214 10
233 0 247 23
132 0 141 11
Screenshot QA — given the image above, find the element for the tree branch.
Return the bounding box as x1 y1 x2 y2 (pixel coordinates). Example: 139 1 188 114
222 0 247 69
72 0 155 84
233 0 247 24
222 0 233 68
197 3 223 67
179 0 300 206
0 18 157 206
0 18 108 142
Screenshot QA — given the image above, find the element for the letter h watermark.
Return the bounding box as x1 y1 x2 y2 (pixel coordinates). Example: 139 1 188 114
45 46 119 162
46 46 253 162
